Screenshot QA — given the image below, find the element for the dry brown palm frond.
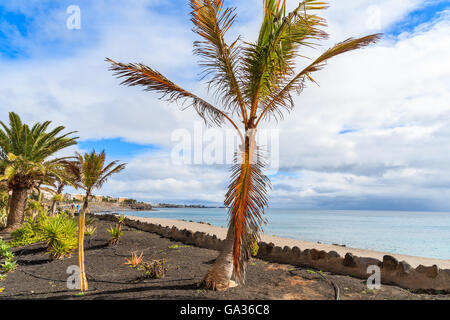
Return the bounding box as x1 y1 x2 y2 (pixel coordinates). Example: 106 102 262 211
106 58 228 127
225 143 271 282
190 0 247 121
256 33 382 125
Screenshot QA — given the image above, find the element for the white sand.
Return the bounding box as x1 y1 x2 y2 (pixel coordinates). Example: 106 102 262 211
125 215 450 269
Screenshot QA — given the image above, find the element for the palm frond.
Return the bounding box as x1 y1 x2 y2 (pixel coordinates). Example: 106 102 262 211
225 138 271 282
190 0 247 120
256 33 382 125
106 58 229 127
95 162 126 189
243 0 329 121
68 150 126 193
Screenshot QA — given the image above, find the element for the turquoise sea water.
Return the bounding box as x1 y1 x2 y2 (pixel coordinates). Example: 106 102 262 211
120 208 450 260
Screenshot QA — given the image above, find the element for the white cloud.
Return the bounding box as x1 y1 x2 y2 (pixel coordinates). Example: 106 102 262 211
1 1 450 210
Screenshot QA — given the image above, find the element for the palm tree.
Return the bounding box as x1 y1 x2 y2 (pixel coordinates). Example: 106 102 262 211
48 164 79 216
68 150 126 291
0 112 78 232
107 0 381 290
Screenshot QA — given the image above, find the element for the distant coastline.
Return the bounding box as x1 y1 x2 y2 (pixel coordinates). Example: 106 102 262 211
152 203 224 209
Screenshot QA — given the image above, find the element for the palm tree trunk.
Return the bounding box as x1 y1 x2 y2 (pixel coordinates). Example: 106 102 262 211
50 200 57 216
202 129 258 290
50 184 64 216
202 225 236 291
77 193 89 291
5 187 28 232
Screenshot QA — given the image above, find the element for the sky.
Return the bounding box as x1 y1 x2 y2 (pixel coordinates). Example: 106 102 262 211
0 0 450 211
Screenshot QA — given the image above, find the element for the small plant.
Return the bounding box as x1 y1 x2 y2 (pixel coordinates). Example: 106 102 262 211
73 292 86 297
85 214 95 227
248 238 259 257
124 252 144 268
137 259 168 279
1 259 17 273
0 192 8 229
0 211 6 229
108 214 125 246
84 225 97 236
1 250 13 261
1 239 17 277
306 269 316 274
0 239 10 255
168 244 191 249
26 199 46 218
40 213 78 260
107 225 123 246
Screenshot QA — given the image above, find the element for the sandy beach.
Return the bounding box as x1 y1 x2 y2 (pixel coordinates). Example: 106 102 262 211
125 215 450 270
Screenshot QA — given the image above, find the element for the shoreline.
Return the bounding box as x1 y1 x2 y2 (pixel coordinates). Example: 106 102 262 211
117 214 450 269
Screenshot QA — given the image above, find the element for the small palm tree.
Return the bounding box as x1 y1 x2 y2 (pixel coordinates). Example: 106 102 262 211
107 0 380 290
48 164 79 215
68 150 126 292
0 112 78 231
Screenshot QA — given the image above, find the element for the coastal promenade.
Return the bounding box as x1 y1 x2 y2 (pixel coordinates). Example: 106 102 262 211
125 215 450 269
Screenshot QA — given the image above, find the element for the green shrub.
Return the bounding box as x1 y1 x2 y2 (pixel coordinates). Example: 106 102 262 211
249 241 259 257
52 194 64 202
9 217 44 247
40 213 78 260
248 234 259 257
0 238 17 277
0 210 6 230
0 192 8 229
0 239 10 256
0 259 17 273
8 213 78 260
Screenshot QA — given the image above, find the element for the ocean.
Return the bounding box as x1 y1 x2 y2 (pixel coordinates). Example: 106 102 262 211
120 208 450 260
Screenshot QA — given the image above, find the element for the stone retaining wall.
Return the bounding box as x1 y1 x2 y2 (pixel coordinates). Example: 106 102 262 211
98 214 450 292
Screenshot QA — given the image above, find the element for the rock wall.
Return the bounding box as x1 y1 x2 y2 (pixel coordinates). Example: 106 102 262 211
97 214 450 292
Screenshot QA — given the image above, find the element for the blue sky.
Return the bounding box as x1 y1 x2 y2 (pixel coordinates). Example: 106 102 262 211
2 0 448 59
386 0 450 36
1 1 450 210
78 138 160 159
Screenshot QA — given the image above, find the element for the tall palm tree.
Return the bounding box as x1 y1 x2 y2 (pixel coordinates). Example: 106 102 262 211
68 150 126 291
107 0 381 290
0 112 78 231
